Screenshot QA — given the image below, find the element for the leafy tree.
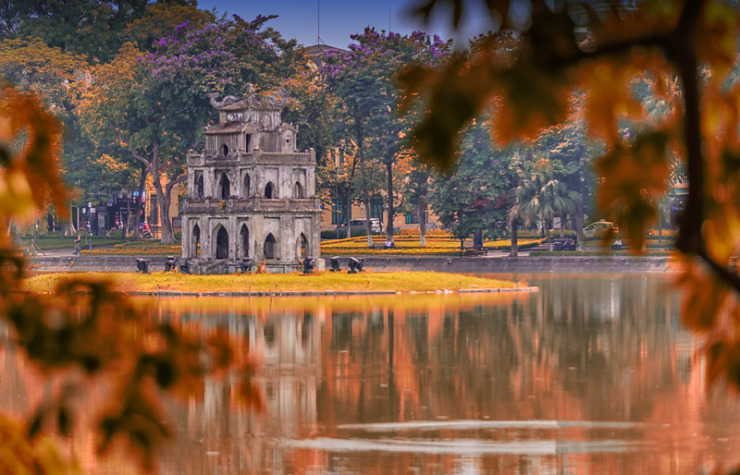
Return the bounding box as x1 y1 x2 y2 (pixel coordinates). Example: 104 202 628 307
324 28 451 246
94 15 305 242
403 0 740 392
0 85 262 473
5 0 203 62
429 119 513 249
396 156 433 245
511 155 581 251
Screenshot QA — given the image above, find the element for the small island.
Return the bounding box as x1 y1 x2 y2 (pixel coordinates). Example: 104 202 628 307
24 271 534 296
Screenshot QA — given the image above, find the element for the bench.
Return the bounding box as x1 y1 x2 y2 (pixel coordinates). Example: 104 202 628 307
463 247 488 256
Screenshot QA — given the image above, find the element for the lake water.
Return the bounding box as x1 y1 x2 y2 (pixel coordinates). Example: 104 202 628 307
3 273 740 474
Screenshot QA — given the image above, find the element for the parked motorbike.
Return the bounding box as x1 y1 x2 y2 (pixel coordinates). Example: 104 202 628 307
140 223 153 239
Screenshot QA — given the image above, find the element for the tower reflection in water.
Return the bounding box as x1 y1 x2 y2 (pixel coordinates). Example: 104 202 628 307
1 275 738 474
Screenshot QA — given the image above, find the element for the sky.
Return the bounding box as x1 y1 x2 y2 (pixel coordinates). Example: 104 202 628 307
196 0 496 49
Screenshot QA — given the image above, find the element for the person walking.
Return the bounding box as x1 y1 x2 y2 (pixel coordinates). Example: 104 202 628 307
74 233 81 255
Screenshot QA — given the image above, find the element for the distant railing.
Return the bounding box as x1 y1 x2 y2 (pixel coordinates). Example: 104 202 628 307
182 197 321 213
190 151 314 166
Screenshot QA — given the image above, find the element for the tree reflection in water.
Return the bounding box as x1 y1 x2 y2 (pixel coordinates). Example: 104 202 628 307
2 275 739 473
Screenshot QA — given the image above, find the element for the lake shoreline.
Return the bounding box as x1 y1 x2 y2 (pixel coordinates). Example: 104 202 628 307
29 254 676 274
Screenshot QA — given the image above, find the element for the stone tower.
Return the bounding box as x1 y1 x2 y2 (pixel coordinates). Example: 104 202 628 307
181 85 322 273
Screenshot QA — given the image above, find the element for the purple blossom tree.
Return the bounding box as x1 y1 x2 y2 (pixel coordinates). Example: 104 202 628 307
323 28 451 246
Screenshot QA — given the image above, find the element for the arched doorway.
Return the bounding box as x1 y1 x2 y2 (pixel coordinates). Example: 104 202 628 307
215 226 229 259
219 173 230 199
296 233 307 259
192 224 201 258
264 233 277 260
243 173 251 198
240 224 249 258
293 182 304 198
264 182 274 199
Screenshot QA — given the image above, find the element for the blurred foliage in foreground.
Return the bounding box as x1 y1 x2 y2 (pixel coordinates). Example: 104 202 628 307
0 85 263 472
402 0 740 404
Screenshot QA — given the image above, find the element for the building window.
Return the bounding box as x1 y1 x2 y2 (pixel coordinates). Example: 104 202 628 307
265 182 274 199
370 195 383 219
332 195 345 225
221 144 229 157
245 134 252 152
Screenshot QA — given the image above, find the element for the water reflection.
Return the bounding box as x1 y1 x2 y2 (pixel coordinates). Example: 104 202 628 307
2 275 740 474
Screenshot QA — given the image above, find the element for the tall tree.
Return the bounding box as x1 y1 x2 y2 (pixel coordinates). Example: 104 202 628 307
429 119 513 248
324 28 451 246
511 155 581 251
80 14 304 243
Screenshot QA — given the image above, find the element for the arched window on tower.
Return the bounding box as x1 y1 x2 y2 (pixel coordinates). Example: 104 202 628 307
293 182 304 198
240 224 249 258
219 173 230 199
297 233 307 259
264 182 274 199
243 173 251 198
195 173 204 199
220 144 229 157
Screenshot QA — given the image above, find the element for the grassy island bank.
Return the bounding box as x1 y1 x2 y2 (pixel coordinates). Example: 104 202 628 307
24 271 529 295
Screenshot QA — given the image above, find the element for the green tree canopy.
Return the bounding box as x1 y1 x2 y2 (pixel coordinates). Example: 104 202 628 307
403 0 740 392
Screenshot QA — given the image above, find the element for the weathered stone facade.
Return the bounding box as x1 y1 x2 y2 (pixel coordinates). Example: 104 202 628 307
181 86 322 273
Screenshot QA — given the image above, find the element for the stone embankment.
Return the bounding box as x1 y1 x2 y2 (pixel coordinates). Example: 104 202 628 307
29 254 673 274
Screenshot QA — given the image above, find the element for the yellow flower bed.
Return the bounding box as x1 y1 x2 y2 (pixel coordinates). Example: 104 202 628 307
395 228 452 238
321 237 544 255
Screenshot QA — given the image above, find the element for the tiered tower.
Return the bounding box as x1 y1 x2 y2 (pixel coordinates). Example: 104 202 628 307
181 85 322 273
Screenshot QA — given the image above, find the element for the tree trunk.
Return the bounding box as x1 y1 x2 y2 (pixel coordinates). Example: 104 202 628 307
345 191 352 239
364 198 372 247
385 159 394 246
545 213 553 251
419 201 427 247
132 163 147 240
560 215 565 239
510 220 518 257
574 203 585 250
123 195 130 238
358 144 372 248
64 203 76 236
148 140 177 244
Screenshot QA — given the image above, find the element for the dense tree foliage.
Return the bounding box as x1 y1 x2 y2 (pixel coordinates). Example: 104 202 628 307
323 28 452 245
429 119 512 246
404 0 740 394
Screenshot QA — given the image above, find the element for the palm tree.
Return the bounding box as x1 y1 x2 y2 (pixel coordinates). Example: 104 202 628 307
512 156 581 251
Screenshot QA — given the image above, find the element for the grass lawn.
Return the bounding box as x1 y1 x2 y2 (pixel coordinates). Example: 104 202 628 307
24 271 526 294
20 234 128 250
